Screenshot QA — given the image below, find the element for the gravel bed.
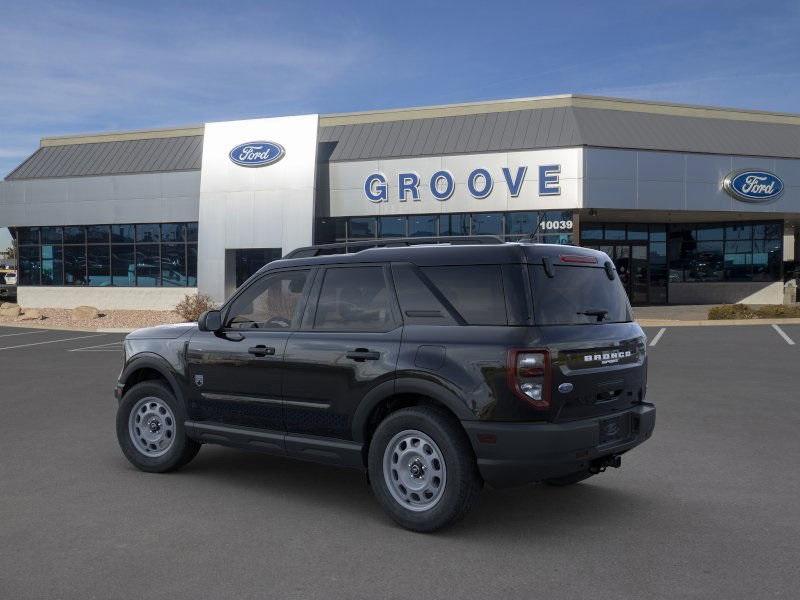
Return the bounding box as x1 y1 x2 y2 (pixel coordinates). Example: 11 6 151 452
0 308 186 331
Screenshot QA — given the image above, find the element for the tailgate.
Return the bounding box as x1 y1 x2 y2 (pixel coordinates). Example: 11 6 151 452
536 323 647 422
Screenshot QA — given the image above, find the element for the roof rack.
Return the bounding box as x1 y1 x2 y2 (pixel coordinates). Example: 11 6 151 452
283 235 505 259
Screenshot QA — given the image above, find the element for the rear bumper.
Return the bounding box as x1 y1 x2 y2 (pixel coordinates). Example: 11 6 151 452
462 403 655 488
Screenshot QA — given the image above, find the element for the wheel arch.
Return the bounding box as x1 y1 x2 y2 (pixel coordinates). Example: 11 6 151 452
120 353 186 408
352 378 475 463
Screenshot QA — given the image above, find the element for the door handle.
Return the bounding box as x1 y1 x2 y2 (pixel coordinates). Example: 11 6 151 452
346 349 381 362
248 345 276 357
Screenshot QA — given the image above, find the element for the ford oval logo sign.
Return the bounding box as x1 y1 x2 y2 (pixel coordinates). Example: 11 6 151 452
229 141 285 168
723 169 784 203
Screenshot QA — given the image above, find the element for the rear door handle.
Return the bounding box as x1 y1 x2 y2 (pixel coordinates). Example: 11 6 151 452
248 345 276 357
346 349 381 361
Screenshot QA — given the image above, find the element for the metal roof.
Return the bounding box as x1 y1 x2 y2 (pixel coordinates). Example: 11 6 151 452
6 135 203 180
8 94 800 180
320 105 800 161
319 107 582 161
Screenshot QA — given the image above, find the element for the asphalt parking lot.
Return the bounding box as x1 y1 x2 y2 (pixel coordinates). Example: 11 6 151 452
1 324 798 599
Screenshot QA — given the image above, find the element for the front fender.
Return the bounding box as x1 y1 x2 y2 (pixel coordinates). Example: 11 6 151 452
118 352 187 409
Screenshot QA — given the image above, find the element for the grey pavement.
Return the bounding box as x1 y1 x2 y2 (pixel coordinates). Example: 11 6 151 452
0 324 798 599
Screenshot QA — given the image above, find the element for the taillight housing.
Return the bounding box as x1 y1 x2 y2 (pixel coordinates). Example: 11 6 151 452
508 349 551 410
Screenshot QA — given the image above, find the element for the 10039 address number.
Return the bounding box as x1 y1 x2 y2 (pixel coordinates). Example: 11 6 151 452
539 219 573 231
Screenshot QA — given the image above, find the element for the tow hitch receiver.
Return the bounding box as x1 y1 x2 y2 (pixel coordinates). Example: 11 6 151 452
590 455 622 474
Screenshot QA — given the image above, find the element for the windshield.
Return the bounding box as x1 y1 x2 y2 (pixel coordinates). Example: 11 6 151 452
529 265 632 325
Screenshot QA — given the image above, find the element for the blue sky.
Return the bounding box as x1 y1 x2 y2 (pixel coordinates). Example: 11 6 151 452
1 0 800 249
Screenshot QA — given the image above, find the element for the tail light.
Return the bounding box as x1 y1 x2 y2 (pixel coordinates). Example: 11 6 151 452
508 349 551 410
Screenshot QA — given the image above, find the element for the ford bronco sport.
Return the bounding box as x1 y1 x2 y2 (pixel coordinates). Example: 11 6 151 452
115 238 655 532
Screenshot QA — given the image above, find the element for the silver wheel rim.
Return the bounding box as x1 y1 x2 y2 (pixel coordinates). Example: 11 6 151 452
383 429 447 512
128 396 176 458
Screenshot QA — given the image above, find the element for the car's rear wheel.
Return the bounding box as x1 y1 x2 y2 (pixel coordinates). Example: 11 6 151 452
368 406 482 532
116 381 200 473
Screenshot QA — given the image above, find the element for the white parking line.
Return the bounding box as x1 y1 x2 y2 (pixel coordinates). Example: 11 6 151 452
771 324 795 346
0 333 107 351
68 340 124 352
0 330 49 339
649 328 666 347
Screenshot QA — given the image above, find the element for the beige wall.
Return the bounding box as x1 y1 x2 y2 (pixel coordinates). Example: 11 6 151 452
17 287 196 311
668 281 784 305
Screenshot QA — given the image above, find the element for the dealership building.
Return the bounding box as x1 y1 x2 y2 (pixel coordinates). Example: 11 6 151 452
0 94 798 309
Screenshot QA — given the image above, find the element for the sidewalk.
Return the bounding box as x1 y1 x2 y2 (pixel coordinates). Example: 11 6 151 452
634 304 800 326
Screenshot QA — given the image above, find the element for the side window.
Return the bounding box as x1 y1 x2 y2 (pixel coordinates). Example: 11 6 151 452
226 270 309 329
314 266 394 331
391 264 457 326
420 265 507 326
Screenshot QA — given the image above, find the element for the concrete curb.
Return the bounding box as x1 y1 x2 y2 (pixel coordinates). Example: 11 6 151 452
637 318 800 327
0 321 135 333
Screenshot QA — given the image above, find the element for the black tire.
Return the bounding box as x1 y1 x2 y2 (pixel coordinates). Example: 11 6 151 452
544 470 594 487
368 406 482 532
116 381 200 473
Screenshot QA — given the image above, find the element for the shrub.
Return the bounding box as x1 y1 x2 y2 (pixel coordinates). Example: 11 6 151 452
175 293 216 322
708 303 800 320
754 304 800 318
707 304 757 320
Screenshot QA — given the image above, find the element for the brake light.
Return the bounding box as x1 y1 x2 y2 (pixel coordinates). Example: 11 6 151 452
508 350 551 410
559 254 598 264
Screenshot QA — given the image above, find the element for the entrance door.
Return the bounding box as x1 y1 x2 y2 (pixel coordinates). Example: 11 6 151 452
586 243 650 305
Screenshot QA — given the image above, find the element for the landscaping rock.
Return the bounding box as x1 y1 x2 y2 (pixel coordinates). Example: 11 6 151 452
16 309 43 321
72 305 100 320
0 305 22 317
0 302 18 309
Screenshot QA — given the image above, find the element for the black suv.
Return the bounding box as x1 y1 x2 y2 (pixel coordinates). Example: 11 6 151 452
115 240 655 531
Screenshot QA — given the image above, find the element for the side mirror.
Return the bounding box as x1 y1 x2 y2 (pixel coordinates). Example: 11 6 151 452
198 309 222 332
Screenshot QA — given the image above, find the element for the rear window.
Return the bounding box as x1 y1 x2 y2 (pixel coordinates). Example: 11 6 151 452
529 265 631 325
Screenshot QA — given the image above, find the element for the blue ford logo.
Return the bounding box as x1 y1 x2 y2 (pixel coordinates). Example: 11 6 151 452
229 141 285 167
723 169 784 203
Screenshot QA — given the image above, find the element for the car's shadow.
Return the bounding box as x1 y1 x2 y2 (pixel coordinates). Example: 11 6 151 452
156 445 657 538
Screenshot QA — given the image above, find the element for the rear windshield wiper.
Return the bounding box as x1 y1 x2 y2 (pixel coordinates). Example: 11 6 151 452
577 309 609 322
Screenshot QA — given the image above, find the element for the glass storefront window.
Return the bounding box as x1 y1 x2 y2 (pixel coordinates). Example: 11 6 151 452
440 214 469 236
64 246 87 286
580 223 603 240
506 212 539 236
378 216 406 238
471 213 503 236
86 225 109 244
87 245 111 286
136 245 160 286
112 245 136 287
348 217 376 239
111 224 135 243
136 224 160 243
41 245 63 286
18 227 40 245
604 224 626 240
15 222 197 288
627 224 648 240
64 226 85 244
161 244 187 286
41 227 63 245
161 223 185 243
409 215 437 237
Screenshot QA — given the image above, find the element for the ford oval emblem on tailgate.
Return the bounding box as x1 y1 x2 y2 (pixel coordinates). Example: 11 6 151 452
558 383 574 394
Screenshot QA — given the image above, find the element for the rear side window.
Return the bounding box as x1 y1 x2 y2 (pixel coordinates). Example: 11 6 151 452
420 265 507 326
529 265 631 325
314 266 395 331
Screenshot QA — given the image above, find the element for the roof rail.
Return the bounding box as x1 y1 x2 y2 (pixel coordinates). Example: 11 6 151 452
283 235 505 259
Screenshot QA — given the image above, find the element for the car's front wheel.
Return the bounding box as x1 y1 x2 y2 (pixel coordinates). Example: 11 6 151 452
368 406 482 532
116 381 200 473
